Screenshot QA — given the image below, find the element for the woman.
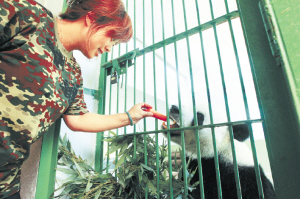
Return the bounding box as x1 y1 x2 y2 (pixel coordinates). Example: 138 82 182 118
0 0 153 198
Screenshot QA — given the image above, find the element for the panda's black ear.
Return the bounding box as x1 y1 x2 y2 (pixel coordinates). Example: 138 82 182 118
191 112 205 126
232 124 249 142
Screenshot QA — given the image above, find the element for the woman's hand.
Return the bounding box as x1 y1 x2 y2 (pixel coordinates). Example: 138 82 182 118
127 103 153 124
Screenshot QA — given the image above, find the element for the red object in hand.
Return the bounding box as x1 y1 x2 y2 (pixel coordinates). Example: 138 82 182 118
143 108 167 121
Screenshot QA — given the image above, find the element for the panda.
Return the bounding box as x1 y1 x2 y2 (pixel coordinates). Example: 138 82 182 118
162 103 276 199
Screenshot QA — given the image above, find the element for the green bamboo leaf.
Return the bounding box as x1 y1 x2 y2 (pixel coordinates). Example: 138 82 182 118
102 137 116 142
119 142 128 155
125 171 136 180
140 163 154 172
147 180 157 194
98 173 113 179
85 179 93 192
114 154 126 172
107 143 124 155
138 170 142 183
94 189 101 199
56 168 77 175
67 140 72 152
108 130 116 136
73 159 85 178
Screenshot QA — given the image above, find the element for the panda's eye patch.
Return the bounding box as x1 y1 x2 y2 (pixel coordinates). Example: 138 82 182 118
191 112 205 126
170 105 179 114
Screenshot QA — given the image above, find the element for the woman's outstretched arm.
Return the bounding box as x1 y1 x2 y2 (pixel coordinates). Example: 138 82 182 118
63 103 153 132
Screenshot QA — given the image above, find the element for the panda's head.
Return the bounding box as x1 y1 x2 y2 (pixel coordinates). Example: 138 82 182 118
161 103 252 165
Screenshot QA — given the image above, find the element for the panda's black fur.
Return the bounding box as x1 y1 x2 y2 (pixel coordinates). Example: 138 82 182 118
162 104 276 199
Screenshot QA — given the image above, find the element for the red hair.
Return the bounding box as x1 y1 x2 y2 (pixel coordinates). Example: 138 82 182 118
59 0 133 43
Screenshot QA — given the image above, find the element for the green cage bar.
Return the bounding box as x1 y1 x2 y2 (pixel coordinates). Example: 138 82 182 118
142 1 149 198
95 53 108 173
207 0 244 198
171 0 189 197
160 0 173 197
151 1 161 198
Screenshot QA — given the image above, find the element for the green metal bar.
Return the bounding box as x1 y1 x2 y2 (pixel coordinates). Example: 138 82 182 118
124 0 129 135
136 11 239 57
160 0 173 197
171 0 188 198
124 60 129 135
105 67 114 173
116 119 263 136
115 34 122 161
223 0 265 197
95 53 108 173
35 119 61 199
247 123 264 195
114 66 120 177
99 119 265 140
194 0 223 198
181 0 202 198
151 1 160 197
207 0 242 198
142 1 148 198
237 0 300 197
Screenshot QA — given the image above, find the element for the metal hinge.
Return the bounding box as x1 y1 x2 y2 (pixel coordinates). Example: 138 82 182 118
101 49 139 84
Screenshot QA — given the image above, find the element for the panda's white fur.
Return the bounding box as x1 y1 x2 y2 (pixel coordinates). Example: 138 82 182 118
162 102 276 199
165 103 253 165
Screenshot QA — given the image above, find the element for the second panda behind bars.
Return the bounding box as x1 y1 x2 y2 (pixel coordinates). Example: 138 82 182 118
161 102 276 199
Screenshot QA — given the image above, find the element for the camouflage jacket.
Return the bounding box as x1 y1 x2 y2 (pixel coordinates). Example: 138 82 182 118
0 0 89 197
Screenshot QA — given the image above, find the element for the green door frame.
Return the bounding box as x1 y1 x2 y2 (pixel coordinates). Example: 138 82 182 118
35 120 61 199
237 0 300 198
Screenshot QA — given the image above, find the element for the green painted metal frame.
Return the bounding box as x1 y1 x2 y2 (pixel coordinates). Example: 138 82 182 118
237 0 300 198
35 119 61 199
95 1 276 198
95 53 108 173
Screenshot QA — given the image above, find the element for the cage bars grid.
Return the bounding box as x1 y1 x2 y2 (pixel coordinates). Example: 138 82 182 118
95 0 273 198
171 0 189 197
181 0 206 198
194 0 223 198
208 0 244 197
220 4 265 197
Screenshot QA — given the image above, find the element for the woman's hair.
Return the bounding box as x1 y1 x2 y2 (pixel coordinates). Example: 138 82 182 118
60 0 133 43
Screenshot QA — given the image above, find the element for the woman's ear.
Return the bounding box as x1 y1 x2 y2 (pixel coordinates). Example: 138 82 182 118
85 11 94 27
